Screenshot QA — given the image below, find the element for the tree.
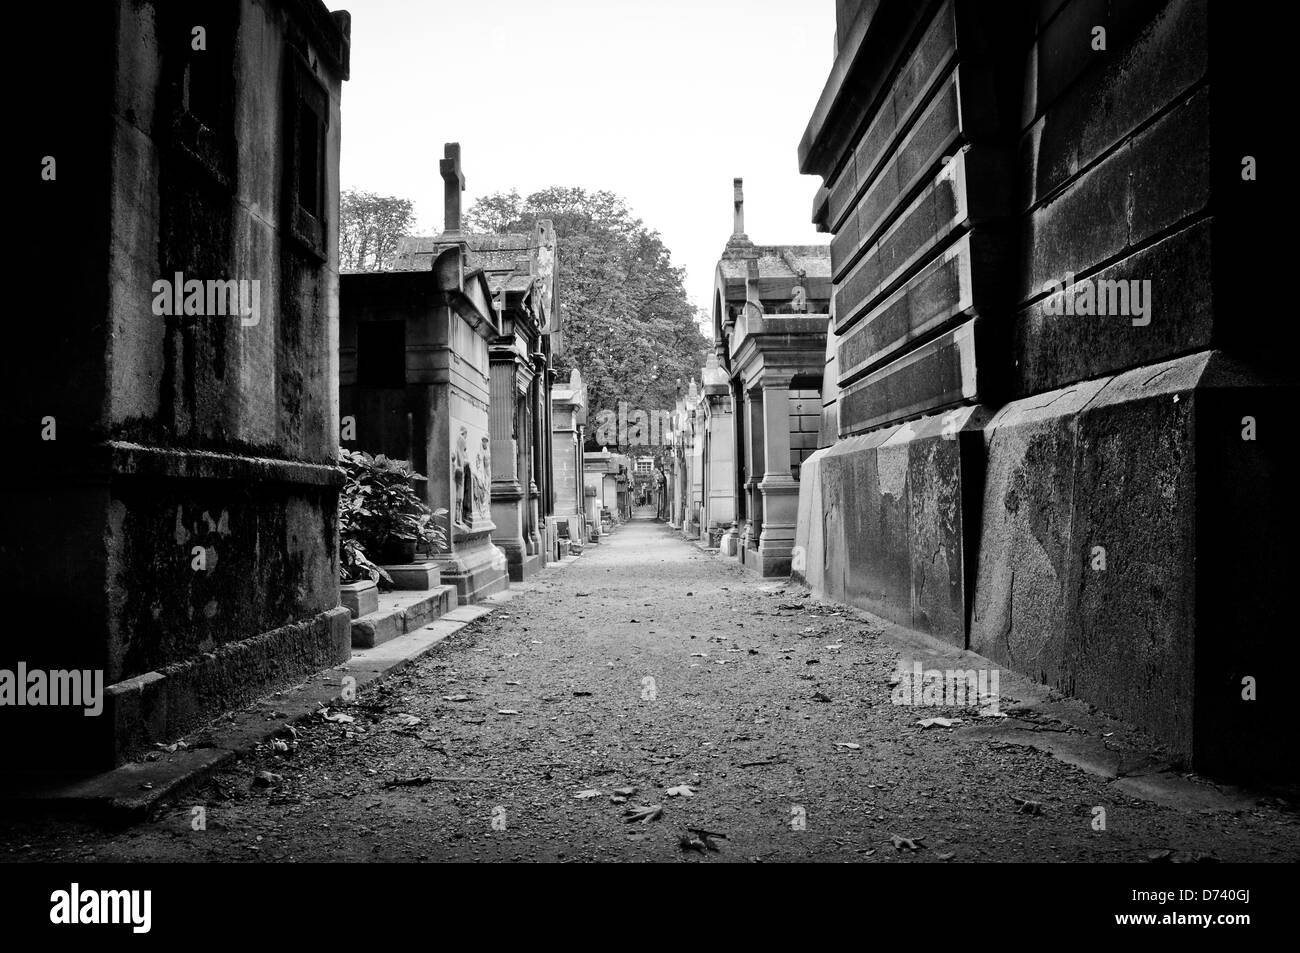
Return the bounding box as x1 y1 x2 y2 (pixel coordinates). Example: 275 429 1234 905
465 187 708 453
339 189 416 272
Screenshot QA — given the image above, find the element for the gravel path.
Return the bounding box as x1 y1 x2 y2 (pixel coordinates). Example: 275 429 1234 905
4 513 1297 862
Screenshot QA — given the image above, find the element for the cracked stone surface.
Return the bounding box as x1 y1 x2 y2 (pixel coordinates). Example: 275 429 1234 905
3 513 1297 863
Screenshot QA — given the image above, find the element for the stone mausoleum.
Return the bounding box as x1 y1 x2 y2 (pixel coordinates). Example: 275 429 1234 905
5 0 352 769
794 0 1295 780
390 161 561 583
708 180 832 575
550 369 589 553
341 144 510 604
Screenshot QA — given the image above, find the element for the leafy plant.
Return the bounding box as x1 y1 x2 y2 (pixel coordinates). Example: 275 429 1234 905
340 535 390 586
338 449 448 586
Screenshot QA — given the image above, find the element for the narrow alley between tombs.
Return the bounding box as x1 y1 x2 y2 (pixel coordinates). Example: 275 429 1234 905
4 513 1295 864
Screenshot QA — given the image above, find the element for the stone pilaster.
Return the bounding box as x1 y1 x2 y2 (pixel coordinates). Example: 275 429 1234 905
756 374 798 577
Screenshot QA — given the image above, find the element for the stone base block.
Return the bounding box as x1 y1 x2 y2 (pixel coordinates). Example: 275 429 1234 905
970 350 1298 780
340 580 379 618
436 538 510 605
378 561 441 591
508 551 543 583
808 405 988 647
753 551 792 577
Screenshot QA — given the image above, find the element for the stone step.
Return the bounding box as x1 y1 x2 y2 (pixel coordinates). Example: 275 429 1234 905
351 585 457 649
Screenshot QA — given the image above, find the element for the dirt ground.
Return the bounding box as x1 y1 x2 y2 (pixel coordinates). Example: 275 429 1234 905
3 512 1297 863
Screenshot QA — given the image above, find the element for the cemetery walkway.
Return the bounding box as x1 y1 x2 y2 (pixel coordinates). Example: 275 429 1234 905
4 513 1298 862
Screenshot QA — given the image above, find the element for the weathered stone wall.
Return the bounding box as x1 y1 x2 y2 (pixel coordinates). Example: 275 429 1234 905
797 0 1294 779
5 0 351 770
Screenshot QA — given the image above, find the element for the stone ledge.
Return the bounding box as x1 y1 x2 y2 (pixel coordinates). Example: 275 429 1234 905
0 602 498 823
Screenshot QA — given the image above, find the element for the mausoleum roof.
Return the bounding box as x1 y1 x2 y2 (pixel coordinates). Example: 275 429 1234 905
717 245 831 280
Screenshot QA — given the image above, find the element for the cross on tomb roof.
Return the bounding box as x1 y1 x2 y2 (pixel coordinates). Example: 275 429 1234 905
440 142 465 238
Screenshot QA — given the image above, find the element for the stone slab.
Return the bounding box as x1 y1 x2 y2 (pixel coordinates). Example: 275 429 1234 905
378 562 442 591
351 586 456 649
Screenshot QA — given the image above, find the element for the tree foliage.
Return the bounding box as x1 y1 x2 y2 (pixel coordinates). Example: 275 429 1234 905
339 189 416 272
466 187 707 452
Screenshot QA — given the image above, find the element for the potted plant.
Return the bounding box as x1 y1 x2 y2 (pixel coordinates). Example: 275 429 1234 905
338 450 448 591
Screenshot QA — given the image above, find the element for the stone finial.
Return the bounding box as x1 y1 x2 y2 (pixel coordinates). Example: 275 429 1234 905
724 177 753 257
440 142 465 237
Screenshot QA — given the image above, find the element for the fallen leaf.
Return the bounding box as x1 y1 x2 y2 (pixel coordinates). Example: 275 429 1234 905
666 785 696 797
679 834 708 853
321 709 355 724
891 834 925 852
441 695 472 702
835 742 861 750
916 717 963 729
573 789 603 800
687 827 727 851
1011 797 1044 816
497 709 521 715
623 804 664 823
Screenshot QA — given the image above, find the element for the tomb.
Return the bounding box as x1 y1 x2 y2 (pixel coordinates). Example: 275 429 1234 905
584 449 631 536
708 179 832 576
550 369 589 554
5 0 352 769
390 167 561 582
795 0 1297 780
340 143 509 604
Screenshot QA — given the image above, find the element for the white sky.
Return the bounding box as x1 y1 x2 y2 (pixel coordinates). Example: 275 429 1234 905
333 0 834 313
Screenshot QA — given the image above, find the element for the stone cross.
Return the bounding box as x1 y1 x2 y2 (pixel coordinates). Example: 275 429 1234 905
440 142 465 237
733 177 745 236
